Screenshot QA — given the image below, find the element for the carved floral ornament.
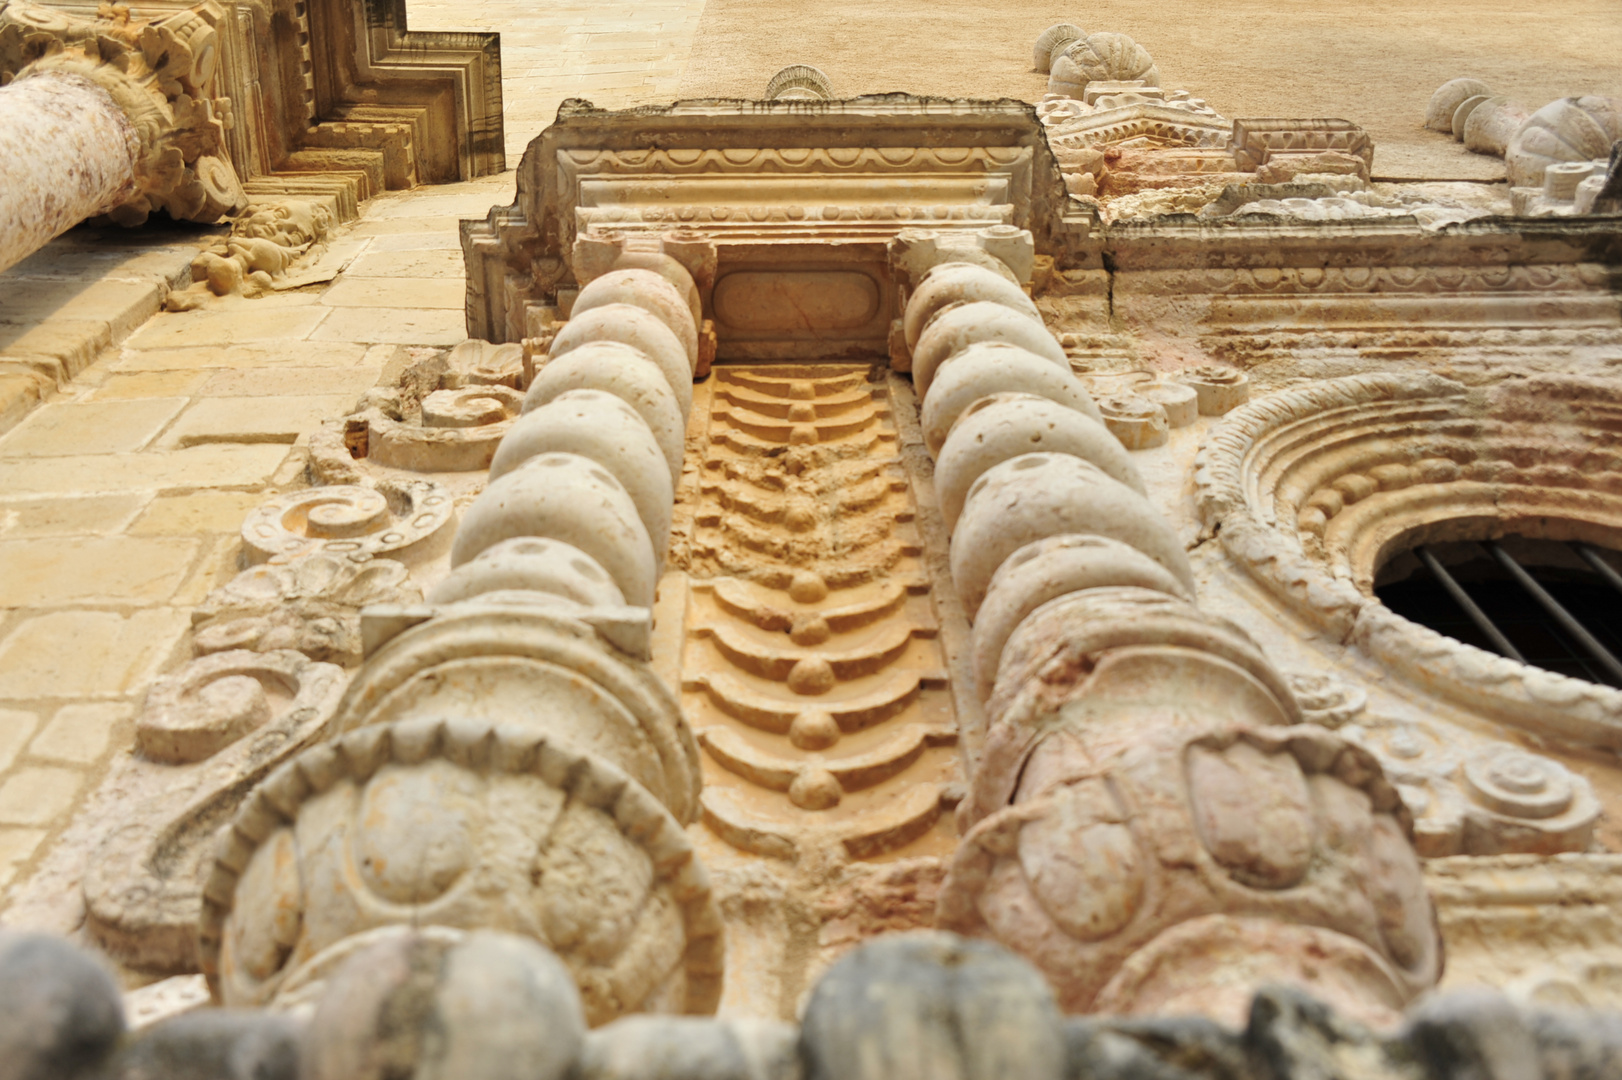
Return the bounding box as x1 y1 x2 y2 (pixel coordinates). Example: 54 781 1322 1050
1194 372 1622 749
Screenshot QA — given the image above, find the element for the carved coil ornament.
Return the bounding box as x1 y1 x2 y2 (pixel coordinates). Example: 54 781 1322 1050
241 482 455 567
1033 23 1086 73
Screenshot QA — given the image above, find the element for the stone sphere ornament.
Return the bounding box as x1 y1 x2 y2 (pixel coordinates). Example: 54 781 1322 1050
300 928 586 1080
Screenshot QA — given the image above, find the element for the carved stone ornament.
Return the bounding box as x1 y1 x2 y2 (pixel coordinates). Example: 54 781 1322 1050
1426 78 1622 215
462 96 1091 356
240 481 455 567
191 553 422 667
83 649 346 971
169 199 336 305
1194 372 1622 750
683 365 960 860
199 714 723 1024
939 595 1439 1028
0 0 246 225
1348 718 1601 858
329 608 701 823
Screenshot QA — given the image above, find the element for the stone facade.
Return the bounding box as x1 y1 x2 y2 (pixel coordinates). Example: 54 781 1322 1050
1 2 1622 1075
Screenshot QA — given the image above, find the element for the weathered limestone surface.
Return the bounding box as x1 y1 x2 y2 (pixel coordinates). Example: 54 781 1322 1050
0 73 138 275
3 0 1622 1064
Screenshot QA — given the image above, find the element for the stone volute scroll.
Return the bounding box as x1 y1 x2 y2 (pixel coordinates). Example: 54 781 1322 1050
83 649 348 971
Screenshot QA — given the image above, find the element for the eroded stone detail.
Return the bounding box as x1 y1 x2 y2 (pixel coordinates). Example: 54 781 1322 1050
682 365 959 860
192 555 421 667
240 481 455 566
199 713 721 1023
83 650 346 971
168 200 337 306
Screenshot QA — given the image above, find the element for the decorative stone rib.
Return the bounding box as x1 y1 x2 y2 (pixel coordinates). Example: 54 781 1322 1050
894 227 1440 1025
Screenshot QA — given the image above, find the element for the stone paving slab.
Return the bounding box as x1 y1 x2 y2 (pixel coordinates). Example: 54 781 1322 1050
0 177 507 916
0 227 212 439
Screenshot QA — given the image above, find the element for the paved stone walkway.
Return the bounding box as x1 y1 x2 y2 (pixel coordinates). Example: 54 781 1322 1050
410 0 711 163
0 0 717 913
0 175 511 916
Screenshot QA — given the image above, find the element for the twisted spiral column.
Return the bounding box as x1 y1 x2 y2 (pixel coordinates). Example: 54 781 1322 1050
890 229 1441 1026
200 244 721 1026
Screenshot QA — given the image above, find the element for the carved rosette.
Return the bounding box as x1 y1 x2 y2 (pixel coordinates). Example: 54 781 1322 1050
0 0 246 225
192 554 421 667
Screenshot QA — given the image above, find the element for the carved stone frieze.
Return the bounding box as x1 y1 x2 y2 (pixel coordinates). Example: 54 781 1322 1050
169 199 336 305
1101 218 1622 343
461 96 1090 356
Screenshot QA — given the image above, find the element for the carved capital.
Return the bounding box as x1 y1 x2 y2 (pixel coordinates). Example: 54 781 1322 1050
1 0 245 224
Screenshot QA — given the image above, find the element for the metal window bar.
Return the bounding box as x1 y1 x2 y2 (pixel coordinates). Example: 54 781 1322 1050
1413 545 1526 663
1485 541 1622 686
1573 542 1622 600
